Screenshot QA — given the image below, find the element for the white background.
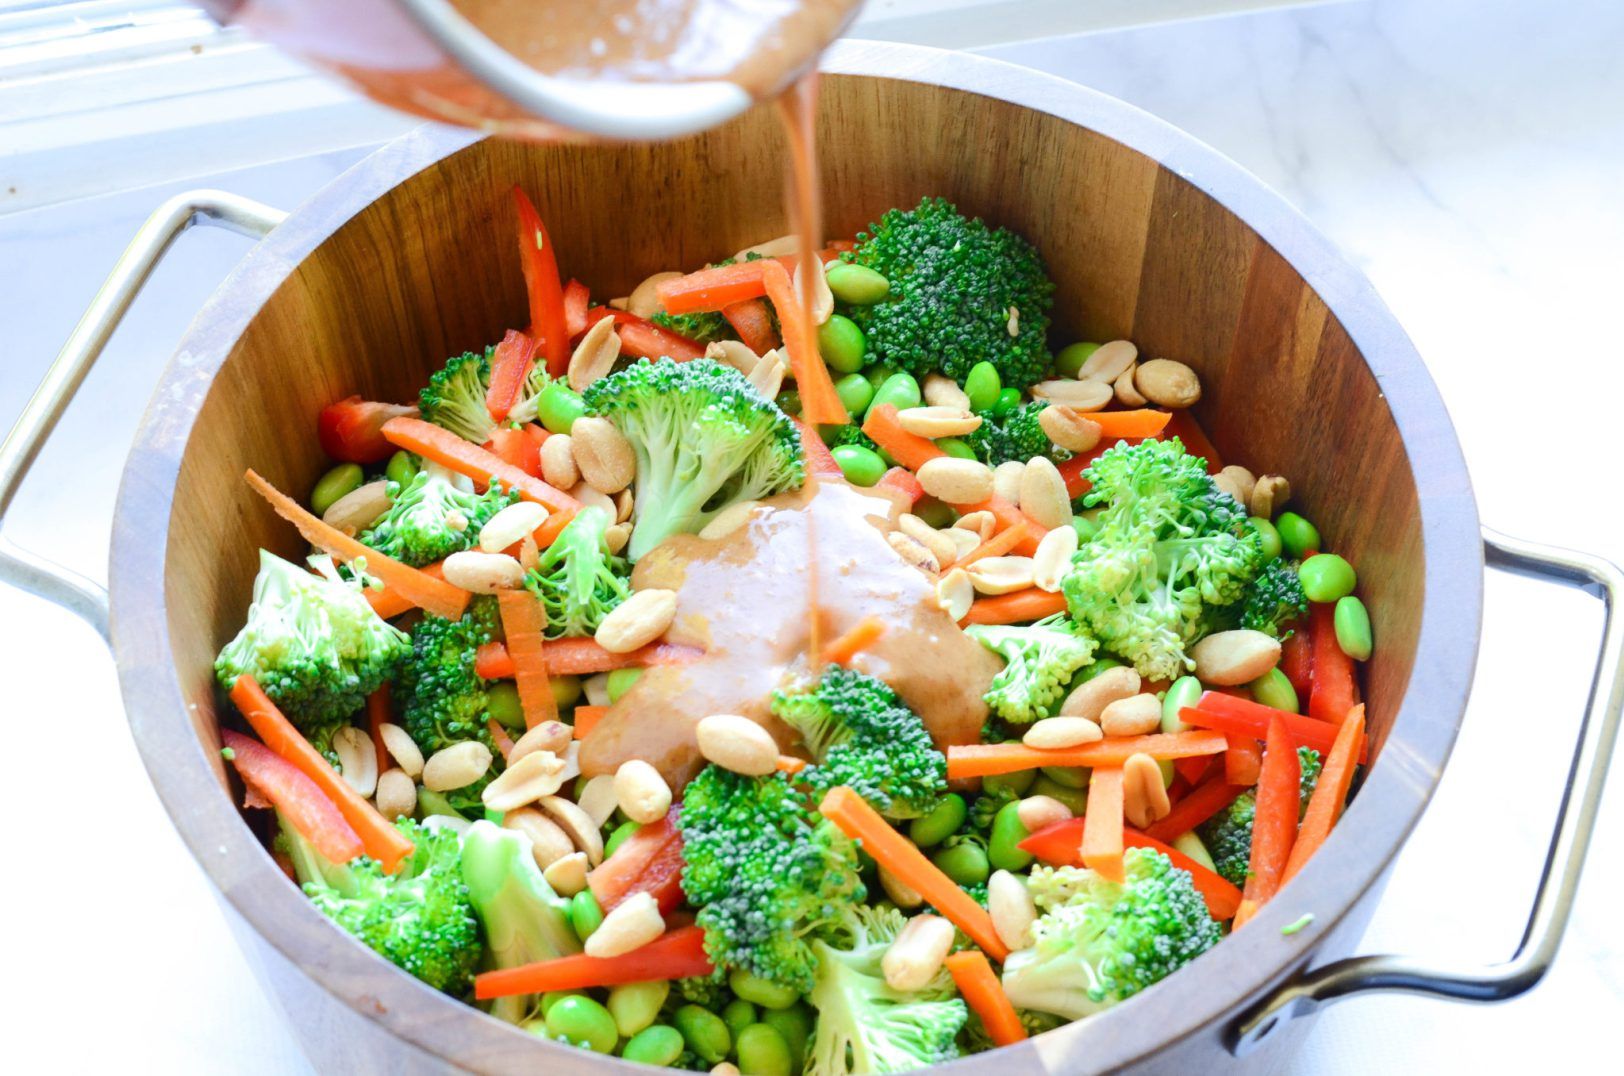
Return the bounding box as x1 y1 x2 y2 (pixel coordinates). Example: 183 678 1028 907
1 0 1620 1071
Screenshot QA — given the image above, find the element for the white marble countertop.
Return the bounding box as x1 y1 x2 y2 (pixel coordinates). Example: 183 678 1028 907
2 0 1619 1071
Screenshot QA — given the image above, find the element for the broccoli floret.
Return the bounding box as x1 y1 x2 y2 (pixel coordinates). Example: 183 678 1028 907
523 505 631 637
460 820 581 1023
846 197 1054 390
1241 558 1309 639
771 665 947 819
505 359 557 427
394 600 503 810
821 424 881 454
961 1008 1064 1054
1199 747 1323 885
677 765 866 992
360 462 517 567
966 615 1097 723
652 308 734 343
215 550 410 755
419 347 497 444
806 905 968 1075
1001 849 1221 1020
281 814 481 995
963 400 1070 467
1061 438 1265 682
583 357 804 560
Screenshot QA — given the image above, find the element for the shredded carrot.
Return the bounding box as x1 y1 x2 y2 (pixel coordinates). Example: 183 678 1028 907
573 705 608 739
722 297 780 353
245 469 469 622
366 686 391 774
776 754 808 775
761 260 846 426
487 717 516 761
944 731 1226 780
476 639 702 679
475 924 713 998
945 950 1026 1046
862 402 944 472
957 521 1032 569
962 588 1068 626
1143 773 1247 843
1224 734 1263 786
961 496 1044 555
1089 409 1173 439
818 786 1009 961
533 507 575 549
1234 717 1301 928
1082 766 1125 882
497 590 558 729
1281 704 1365 884
230 674 414 873
820 617 886 666
364 561 447 619
380 416 580 514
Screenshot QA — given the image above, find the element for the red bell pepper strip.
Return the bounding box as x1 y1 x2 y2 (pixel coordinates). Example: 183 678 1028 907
366 686 391 775
475 639 702 679
483 426 544 479
1143 774 1248 843
587 810 685 913
485 329 540 423
1234 718 1301 927
722 297 780 354
1163 410 1223 473
1280 624 1313 698
1224 734 1263 786
563 279 591 338
1308 601 1360 723
221 729 364 865
793 418 843 477
474 925 714 998
512 186 570 376
1180 691 1370 763
318 396 416 464
1173 754 1213 787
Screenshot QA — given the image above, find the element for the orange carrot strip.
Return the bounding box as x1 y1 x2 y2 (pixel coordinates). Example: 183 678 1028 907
245 469 469 622
722 297 780 354
1082 766 1125 881
487 718 516 762
533 508 575 549
1019 819 1242 920
945 731 1226 780
656 261 774 315
475 925 713 998
762 260 846 426
364 561 446 619
230 675 414 873
776 755 808 775
945 951 1027 1046
957 521 1032 569
366 686 391 774
961 496 1044 555
820 616 886 666
380 416 580 514
819 786 1009 961
862 402 944 472
498 590 558 729
573 705 608 739
1281 704 1365 885
1224 734 1263 786
1090 409 1173 439
1235 717 1301 927
1163 410 1223 473
476 639 701 679
963 589 1068 626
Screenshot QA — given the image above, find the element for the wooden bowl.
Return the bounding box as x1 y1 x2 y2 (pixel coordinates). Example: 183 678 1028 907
109 41 1480 1074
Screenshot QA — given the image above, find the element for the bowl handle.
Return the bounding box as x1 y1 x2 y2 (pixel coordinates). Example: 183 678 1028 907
0 191 286 639
1231 528 1624 1055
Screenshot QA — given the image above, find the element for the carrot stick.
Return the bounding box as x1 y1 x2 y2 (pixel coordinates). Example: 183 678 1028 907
1089 409 1173 439
221 729 364 865
1018 818 1242 919
776 754 808 775
793 418 844 477
533 508 575 550
498 590 558 729
761 259 846 426
1180 692 1370 763
364 561 446 619
230 675 414 873
1081 766 1125 882
722 298 780 354
962 589 1069 626
366 686 391 774
1163 410 1223 473
820 616 886 666
1234 717 1301 927
1308 601 1360 724
487 718 515 762
818 786 1008 961
656 261 775 315
945 950 1026 1046
573 705 608 739
958 521 1032 568
945 731 1226 779
512 187 570 376
1143 775 1248 843
475 924 713 998
476 639 701 679
862 402 945 472
380 417 579 514
1224 734 1263 786
1282 704 1365 884
245 469 469 622
875 466 923 506
961 497 1044 555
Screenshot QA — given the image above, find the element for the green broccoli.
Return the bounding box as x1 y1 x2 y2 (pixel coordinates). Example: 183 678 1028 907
820 423 882 454
1001 850 1221 1020
1061 438 1264 682
394 599 503 810
582 357 804 561
651 308 734 343
966 615 1097 723
280 813 481 995
1199 747 1323 885
963 400 1071 467
771 665 947 819
846 197 1054 389
460 820 581 1023
360 462 517 567
961 1008 1064 1054
215 550 409 756
419 347 497 444
1240 558 1309 639
677 765 866 992
523 505 631 637
504 360 557 427
806 905 968 1075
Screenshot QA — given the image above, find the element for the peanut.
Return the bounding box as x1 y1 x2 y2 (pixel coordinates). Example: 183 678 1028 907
1019 456 1072 530
322 480 391 535
966 555 1036 596
1077 339 1137 383
879 866 924 909
1135 358 1201 408
899 514 958 568
333 725 379 798
627 270 682 319
375 768 417 820
705 339 761 375
518 535 541 573
422 740 493 791
441 550 526 593
595 588 678 653
1216 466 1258 507
540 434 579 490
917 457 995 505
1038 406 1101 453
887 530 940 575
482 750 568 811
1032 524 1079 593
614 488 635 523
543 851 591 897
571 416 636 495
1031 378 1112 412
992 461 1026 504
1022 716 1104 749
566 480 613 517
1006 305 1020 336
1099 693 1163 737
988 869 1037 951
943 526 981 562
1191 629 1281 685
615 760 673 824
576 774 620 828
1124 752 1172 828
936 567 974 621
605 521 632 555
537 795 605 864
699 499 761 540
923 374 971 409
585 891 665 958
882 915 956 992
504 807 576 870
1016 795 1073 833
567 315 622 391
378 722 425 778
897 406 981 439
1249 474 1291 519
953 511 995 542
478 501 549 553
747 352 786 400
1061 666 1141 723
794 258 834 325
734 233 799 261
1114 364 1147 406
510 719 572 764
695 713 779 776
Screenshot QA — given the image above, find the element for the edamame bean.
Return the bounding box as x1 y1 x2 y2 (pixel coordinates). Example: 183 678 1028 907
1299 553 1356 603
1335 595 1373 660
1039 765 1088 789
736 1024 794 1076
604 819 639 859
385 450 418 489
1276 512 1321 559
869 371 922 415
1072 514 1100 543
988 800 1034 872
606 667 643 704
546 995 618 1054
983 769 1036 798
484 806 504 825
609 979 670 1037
723 999 759 1040
1055 342 1101 379
834 372 875 416
775 389 802 417
937 437 977 461
761 1004 813 1070
1079 657 1123 682
825 262 890 305
830 444 886 487
913 498 955 529
536 382 587 434
552 674 583 709
1162 675 1202 733
310 463 363 516
415 788 466 822
863 364 899 391
486 681 525 730
569 889 604 943
541 990 585 1017
729 968 800 1010
991 387 1022 417
622 1025 685 1067
931 841 990 886
1028 774 1089 814
674 1004 732 1063
908 793 967 848
1250 667 1299 713
819 315 868 374
1251 516 1282 560
964 362 1002 412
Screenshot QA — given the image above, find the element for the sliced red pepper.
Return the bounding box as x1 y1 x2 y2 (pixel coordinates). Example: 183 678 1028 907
563 279 591 338
1280 623 1313 698
512 186 570 376
1181 691 1370 763
317 396 416 464
722 298 780 354
1163 410 1223 473
587 811 685 913
483 426 544 478
221 729 364 865
578 307 705 362
1224 734 1263 785
876 466 924 506
1308 601 1359 723
793 418 843 477
485 329 540 423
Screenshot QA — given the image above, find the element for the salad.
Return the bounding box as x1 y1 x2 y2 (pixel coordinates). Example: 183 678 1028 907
214 188 1373 1073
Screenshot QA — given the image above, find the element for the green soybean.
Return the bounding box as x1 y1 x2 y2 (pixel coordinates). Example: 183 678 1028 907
964 362 1002 412
606 667 643 704
931 841 990 886
736 1024 794 1076
722 999 759 1040
1276 512 1321 559
541 990 585 1017
1079 657 1123 682
622 1025 684 1067
1039 765 1088 789
1299 554 1356 603
485 681 526 730
1250 516 1283 560
761 1004 812 1070
546 995 618 1054
674 1004 732 1063
775 389 802 417
908 793 967 848
937 437 977 461
825 262 890 305
834 372 875 416
1335 595 1373 660
987 800 1034 872
819 315 868 374
604 820 639 859
310 463 363 516
551 674 583 709
913 498 956 529
1250 667 1299 713
415 788 466 822
983 769 1036 799
569 890 604 943
608 979 670 1037
538 382 588 435
991 386 1022 418
863 364 899 391
831 444 886 487
729 968 800 1010
1029 774 1089 815
1055 342 1101 379
1161 675 1202 733
869 371 922 415
385 450 418 489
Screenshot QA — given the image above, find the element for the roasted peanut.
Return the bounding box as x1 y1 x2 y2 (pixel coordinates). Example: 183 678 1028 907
899 514 958 568
1038 406 1102 453
705 339 761 374
992 460 1026 504
1217 466 1258 507
510 720 572 764
567 316 622 391
966 555 1036 596
1023 717 1104 750
1249 474 1291 519
537 795 604 864
595 588 678 653
615 760 673 824
482 750 569 811
540 433 580 489
917 457 995 504
1135 358 1201 408
923 374 971 410
504 807 576 869
1032 524 1078 593
695 713 779 776
988 869 1037 951
1191 629 1281 685
879 866 924 909
586 892 665 958
1114 364 1147 406
887 530 940 574
375 768 417 820
322 481 391 535
543 851 591 897
478 501 549 553
378 722 425 778
576 774 620 828
1019 457 1072 530
1124 752 1172 828
936 567 974 621
333 725 379 798
1060 666 1141 723
953 511 995 542
423 741 493 791
1031 378 1112 411
627 270 682 319
442 550 526 593
571 416 636 494
1016 795 1073 833
1099 693 1163 737
882 915 956 992
897 406 982 439
1077 339 1137 383
699 499 761 540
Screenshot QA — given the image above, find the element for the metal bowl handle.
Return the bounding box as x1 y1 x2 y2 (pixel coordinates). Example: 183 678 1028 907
0 191 287 640
1232 528 1624 1054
